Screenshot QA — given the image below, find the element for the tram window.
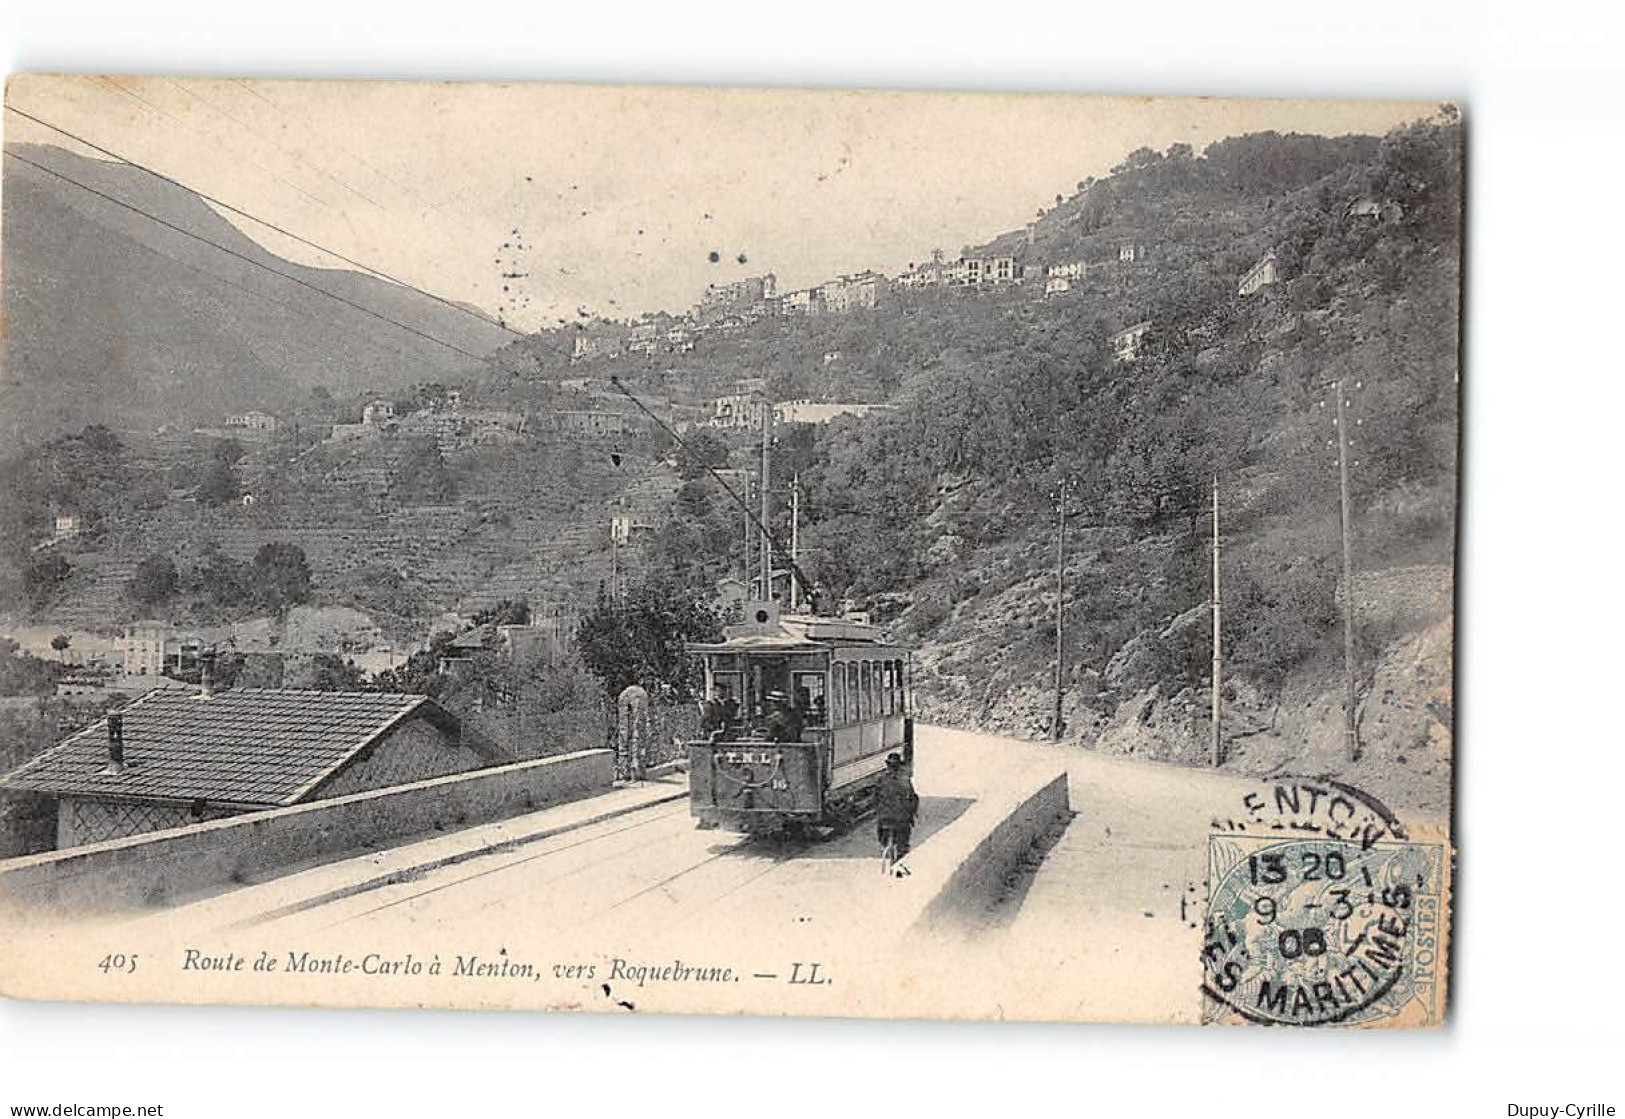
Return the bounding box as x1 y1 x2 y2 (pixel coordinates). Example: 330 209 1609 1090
854 662 866 720
832 668 846 726
794 672 827 724
712 672 742 711
895 660 906 714
883 662 895 715
848 663 860 721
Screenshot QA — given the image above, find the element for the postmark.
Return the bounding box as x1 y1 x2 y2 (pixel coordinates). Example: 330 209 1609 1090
1200 779 1448 1027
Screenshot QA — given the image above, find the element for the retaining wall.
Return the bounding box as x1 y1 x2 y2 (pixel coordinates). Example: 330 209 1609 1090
902 762 1071 932
0 749 614 916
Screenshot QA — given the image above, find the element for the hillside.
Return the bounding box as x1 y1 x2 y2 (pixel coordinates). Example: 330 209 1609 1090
611 114 1461 811
0 143 511 446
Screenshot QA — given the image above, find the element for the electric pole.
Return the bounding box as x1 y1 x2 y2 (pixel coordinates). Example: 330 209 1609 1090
1333 378 1360 763
790 473 801 611
1211 474 1221 768
1052 477 1068 742
759 402 772 602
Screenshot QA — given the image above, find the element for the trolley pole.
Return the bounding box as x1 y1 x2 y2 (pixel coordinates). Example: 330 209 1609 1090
1051 477 1068 742
1334 379 1360 763
790 473 801 611
1210 474 1221 768
759 403 772 602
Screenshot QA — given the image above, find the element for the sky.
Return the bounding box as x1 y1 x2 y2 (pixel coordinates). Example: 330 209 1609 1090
4 76 1436 332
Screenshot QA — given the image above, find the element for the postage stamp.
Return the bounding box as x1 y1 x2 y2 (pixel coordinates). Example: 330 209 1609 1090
1200 779 1450 1027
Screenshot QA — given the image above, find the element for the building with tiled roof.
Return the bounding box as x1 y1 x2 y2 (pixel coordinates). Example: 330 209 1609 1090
0 687 487 850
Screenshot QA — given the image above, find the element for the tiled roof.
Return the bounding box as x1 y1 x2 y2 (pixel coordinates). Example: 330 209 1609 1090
0 688 458 808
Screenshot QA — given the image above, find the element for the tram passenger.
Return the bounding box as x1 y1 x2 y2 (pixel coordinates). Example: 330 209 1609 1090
875 753 919 862
764 690 804 743
701 683 737 741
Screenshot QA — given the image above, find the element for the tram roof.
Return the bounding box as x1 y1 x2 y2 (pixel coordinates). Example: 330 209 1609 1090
688 612 909 655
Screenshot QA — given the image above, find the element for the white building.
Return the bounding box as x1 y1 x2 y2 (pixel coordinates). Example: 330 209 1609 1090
225 410 279 433
362 400 395 426
1238 251 1280 296
1044 276 1072 297
1110 321 1152 363
115 621 171 680
1047 261 1084 281
774 401 892 425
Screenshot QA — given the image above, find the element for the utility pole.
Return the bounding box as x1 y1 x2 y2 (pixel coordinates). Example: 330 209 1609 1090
1211 474 1222 768
790 473 801 611
1052 477 1068 742
609 520 620 603
759 403 772 602
1333 379 1360 763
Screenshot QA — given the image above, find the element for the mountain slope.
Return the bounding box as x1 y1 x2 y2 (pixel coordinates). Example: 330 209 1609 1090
1 143 511 445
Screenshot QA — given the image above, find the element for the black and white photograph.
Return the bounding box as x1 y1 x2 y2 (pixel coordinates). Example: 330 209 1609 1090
0 76 1458 1028
0 4 1618 1114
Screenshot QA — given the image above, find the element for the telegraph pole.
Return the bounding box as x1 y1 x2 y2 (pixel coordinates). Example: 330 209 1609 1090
1333 379 1360 762
1210 474 1222 768
790 474 801 611
759 403 772 601
1052 477 1068 742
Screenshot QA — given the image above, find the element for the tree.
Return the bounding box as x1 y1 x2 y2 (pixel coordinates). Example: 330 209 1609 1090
473 599 531 627
575 579 722 701
674 428 730 480
392 438 456 504
49 635 70 661
295 654 367 691
128 554 179 605
197 459 241 506
22 554 70 607
197 545 250 607
250 543 312 612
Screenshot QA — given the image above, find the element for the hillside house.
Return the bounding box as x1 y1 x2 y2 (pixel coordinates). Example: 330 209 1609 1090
1044 276 1072 297
0 688 483 849
709 393 769 430
1119 243 1145 263
780 289 814 316
115 621 173 681
1110 320 1153 362
544 411 630 438
1239 251 1280 296
225 410 280 433
774 401 893 425
438 620 566 672
1048 261 1084 280
362 400 396 426
51 514 81 542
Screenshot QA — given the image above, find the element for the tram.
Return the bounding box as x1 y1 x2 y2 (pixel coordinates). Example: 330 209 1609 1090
685 600 913 834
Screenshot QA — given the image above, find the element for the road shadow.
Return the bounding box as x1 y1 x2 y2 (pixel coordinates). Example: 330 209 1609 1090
787 795 976 862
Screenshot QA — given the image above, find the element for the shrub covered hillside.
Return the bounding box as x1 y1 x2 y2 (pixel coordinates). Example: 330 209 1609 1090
677 113 1458 813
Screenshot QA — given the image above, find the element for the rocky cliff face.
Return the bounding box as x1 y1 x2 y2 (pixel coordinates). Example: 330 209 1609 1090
914 565 1453 815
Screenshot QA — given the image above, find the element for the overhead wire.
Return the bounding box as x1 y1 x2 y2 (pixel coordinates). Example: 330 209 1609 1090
4 104 527 343
3 147 493 363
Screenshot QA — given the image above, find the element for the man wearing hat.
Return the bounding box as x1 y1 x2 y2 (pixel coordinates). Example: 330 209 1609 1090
765 690 804 743
874 753 919 861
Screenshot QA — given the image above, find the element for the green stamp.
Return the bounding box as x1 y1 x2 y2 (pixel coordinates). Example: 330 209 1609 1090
1202 833 1447 1027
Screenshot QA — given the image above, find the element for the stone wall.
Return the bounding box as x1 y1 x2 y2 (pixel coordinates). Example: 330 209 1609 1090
0 749 614 917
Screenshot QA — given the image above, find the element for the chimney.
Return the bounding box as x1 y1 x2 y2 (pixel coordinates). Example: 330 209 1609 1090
102 710 126 775
198 647 216 700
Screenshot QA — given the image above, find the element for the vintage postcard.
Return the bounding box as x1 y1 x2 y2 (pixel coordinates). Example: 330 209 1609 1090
0 76 1459 1027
